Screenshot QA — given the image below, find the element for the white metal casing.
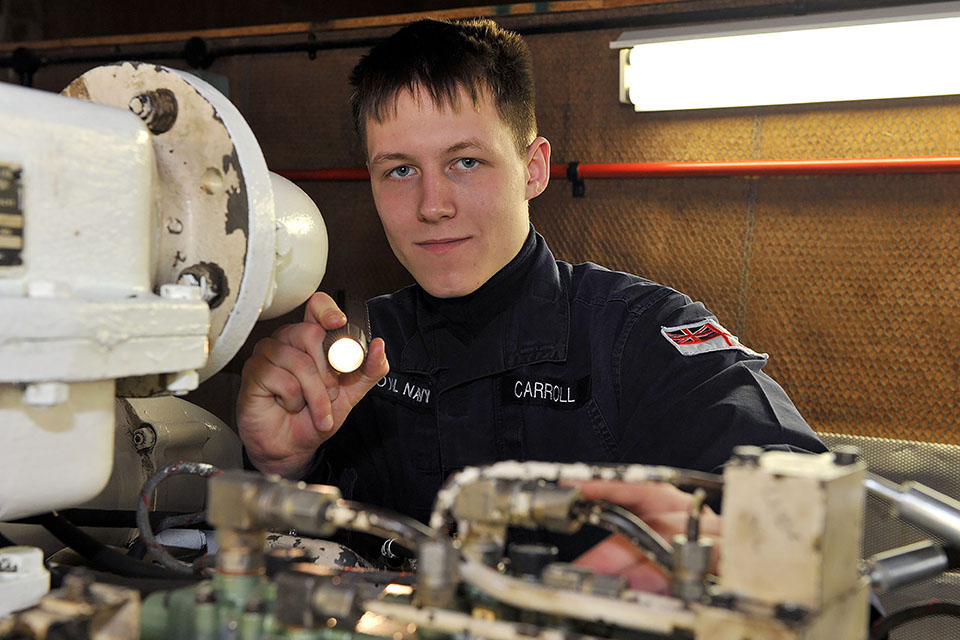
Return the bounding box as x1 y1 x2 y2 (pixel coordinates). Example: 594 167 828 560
0 547 50 618
713 450 870 639
0 80 210 520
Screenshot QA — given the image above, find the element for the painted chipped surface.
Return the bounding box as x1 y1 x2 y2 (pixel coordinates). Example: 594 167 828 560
61 62 275 381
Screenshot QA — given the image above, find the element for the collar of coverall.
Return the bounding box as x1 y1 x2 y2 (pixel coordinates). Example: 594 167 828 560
397 224 569 377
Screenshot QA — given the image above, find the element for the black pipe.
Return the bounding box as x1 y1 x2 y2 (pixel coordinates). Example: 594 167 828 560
35 512 196 580
46 562 200 596
0 1 916 85
11 508 202 529
870 601 960 640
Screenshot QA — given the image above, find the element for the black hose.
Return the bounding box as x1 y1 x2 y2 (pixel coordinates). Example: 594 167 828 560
35 512 194 579
12 508 199 529
572 501 674 572
870 601 960 640
46 562 200 596
136 461 220 575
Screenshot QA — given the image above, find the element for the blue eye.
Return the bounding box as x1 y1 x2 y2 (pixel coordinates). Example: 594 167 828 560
456 158 479 170
388 165 413 178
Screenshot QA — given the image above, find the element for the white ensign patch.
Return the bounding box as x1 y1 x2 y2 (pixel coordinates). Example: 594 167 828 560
660 319 767 358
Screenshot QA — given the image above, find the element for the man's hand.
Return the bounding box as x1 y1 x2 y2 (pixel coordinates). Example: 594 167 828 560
237 292 389 479
572 481 721 594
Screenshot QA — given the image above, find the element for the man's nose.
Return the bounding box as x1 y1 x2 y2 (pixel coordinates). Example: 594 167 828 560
417 171 455 222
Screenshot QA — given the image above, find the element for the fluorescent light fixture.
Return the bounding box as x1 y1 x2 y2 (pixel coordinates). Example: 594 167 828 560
611 2 960 111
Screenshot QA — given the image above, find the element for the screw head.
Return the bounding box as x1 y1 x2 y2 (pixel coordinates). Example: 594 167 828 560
132 425 157 451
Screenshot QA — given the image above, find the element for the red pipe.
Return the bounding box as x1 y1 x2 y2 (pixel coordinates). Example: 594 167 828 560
554 157 960 178
276 156 960 182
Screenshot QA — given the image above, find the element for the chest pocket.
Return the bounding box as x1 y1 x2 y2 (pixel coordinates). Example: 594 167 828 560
368 373 439 473
499 373 617 462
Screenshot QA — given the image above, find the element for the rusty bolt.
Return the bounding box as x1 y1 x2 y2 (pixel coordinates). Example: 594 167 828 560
128 88 178 134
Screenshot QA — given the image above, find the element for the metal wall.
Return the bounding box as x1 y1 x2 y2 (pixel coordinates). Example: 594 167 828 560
23 8 960 443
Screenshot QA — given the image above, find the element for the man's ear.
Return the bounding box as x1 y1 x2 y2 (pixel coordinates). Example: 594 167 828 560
524 136 551 200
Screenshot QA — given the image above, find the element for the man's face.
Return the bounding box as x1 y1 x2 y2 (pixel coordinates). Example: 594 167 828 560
365 86 549 298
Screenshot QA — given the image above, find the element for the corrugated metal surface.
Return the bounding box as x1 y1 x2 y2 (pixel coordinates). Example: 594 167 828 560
26 6 960 443
529 26 960 445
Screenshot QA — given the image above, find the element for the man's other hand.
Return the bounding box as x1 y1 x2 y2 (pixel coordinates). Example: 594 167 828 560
237 292 389 479
572 480 721 594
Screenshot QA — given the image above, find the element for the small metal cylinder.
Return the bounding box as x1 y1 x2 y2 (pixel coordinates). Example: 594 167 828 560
323 323 368 373
867 540 948 593
671 534 713 602
415 539 460 608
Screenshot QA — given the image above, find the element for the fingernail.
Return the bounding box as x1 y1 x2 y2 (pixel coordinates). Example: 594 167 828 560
327 386 339 401
320 415 334 431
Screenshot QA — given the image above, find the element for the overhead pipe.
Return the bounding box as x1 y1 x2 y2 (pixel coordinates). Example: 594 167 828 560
277 156 960 196
553 157 960 179
2 2 809 86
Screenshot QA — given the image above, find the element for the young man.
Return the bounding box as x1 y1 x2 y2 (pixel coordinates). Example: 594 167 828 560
237 18 824 574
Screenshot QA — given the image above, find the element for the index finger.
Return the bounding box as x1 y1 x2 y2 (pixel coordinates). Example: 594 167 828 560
304 291 348 329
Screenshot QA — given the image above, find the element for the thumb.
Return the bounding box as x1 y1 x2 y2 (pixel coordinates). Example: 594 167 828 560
337 337 389 410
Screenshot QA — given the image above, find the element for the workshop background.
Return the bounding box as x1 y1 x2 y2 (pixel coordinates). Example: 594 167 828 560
3 0 957 445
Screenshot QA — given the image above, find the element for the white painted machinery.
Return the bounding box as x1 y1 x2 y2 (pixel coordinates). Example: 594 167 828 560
0 63 328 522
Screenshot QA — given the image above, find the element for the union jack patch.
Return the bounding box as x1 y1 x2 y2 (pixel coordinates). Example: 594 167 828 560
660 319 767 358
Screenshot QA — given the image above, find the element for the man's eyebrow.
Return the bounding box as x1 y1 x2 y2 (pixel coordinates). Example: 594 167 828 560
369 139 492 166
369 151 414 166
445 138 492 155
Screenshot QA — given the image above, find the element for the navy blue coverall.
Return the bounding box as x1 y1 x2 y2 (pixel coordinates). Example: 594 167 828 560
304 227 826 538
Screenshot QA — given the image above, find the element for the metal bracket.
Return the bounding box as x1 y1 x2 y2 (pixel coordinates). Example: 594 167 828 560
566 162 585 198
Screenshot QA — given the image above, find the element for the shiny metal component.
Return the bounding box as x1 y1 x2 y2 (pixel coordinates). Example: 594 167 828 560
415 538 460 608
452 478 581 533
671 488 713 602
730 445 764 466
866 473 960 548
215 527 265 576
672 535 714 602
867 540 949 593
832 445 861 466
311 580 373 625
131 424 156 451
323 323 368 374
275 572 375 629
257 478 342 537
541 563 626 598
206 471 267 532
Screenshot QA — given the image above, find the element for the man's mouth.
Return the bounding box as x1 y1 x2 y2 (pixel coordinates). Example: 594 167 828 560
416 237 469 254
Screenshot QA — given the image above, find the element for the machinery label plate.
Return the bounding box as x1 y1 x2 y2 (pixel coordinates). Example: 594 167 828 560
0 163 23 270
